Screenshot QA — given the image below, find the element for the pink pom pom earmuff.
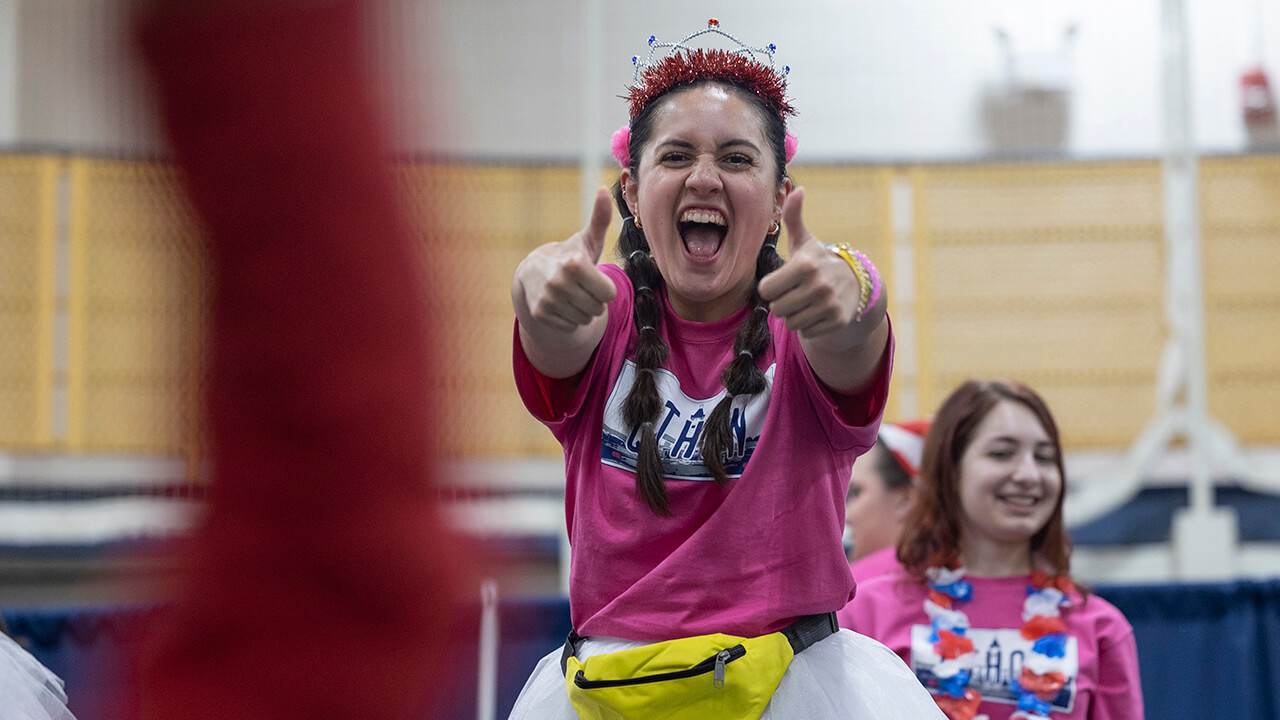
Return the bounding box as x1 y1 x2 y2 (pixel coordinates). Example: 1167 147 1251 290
611 125 631 168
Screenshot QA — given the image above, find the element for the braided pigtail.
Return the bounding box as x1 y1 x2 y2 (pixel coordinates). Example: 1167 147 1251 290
609 76 790 510
611 181 672 515
699 233 785 485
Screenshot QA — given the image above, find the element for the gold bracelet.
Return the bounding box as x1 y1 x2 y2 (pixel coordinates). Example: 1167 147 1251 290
825 242 872 320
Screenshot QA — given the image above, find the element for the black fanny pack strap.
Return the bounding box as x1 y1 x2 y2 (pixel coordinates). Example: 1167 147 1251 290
559 612 836 676
560 629 585 675
781 612 839 656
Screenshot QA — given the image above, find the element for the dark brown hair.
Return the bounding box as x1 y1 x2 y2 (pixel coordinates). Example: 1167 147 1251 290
845 443 911 505
873 442 913 493
612 78 787 515
897 380 1076 586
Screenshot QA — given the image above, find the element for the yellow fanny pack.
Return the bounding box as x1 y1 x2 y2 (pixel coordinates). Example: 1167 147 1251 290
559 612 838 720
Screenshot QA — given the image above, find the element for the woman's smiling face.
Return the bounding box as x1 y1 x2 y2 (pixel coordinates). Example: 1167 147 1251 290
957 399 1063 553
622 83 788 322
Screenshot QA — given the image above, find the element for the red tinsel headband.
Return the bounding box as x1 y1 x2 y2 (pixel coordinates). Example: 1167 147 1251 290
625 19 795 120
627 49 794 119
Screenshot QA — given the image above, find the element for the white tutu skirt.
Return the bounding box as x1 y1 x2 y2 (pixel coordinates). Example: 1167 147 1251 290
508 628 944 719
0 633 76 720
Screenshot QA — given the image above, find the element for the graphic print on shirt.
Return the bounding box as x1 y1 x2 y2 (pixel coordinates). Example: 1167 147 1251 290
909 625 1079 712
601 360 774 480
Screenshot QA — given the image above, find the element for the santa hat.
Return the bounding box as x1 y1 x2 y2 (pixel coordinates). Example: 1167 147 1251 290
877 418 931 479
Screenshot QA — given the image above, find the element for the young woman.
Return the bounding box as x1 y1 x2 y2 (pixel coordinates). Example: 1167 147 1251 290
508 21 942 720
843 419 929 581
842 380 1144 720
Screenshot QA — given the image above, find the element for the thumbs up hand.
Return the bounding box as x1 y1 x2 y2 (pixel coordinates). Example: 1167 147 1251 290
758 187 863 339
512 187 617 334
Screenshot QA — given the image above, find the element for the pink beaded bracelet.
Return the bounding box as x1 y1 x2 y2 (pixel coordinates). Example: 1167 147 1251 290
825 243 882 322
850 249 882 317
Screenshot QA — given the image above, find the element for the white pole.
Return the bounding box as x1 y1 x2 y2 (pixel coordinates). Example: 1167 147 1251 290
560 513 572 596
1161 0 1237 579
1159 0 1208 510
564 0 602 597
579 0 605 226
475 579 500 720
0 0 17 145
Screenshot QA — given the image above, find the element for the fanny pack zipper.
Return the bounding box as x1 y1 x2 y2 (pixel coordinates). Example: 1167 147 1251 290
573 644 747 689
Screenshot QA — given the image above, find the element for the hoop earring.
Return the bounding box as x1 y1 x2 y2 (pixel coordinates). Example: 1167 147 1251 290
768 220 780 235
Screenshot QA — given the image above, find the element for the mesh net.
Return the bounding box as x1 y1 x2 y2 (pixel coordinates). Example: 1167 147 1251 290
398 161 583 459
911 160 1166 448
66 158 206 462
0 154 1277 473
0 156 57 449
1202 156 1280 444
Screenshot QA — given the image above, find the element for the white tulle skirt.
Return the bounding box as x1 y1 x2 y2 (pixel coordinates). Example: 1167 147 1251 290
0 633 76 720
508 628 945 719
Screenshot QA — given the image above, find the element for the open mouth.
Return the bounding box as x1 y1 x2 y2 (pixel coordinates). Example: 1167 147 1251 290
678 209 728 260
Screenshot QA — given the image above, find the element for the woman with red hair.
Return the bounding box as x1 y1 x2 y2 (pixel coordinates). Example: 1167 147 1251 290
843 380 1143 720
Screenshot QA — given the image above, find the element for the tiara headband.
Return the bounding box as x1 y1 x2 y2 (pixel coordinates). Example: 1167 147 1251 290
626 19 794 120
613 19 798 167
626 19 794 119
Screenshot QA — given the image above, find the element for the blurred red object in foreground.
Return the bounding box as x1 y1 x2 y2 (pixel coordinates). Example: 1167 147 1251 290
120 1 472 718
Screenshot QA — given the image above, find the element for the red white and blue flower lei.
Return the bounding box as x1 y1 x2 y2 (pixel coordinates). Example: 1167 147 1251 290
924 566 1075 720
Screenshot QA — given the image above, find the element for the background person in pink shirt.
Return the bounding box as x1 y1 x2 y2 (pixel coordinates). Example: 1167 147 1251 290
841 380 1144 720
845 419 930 581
